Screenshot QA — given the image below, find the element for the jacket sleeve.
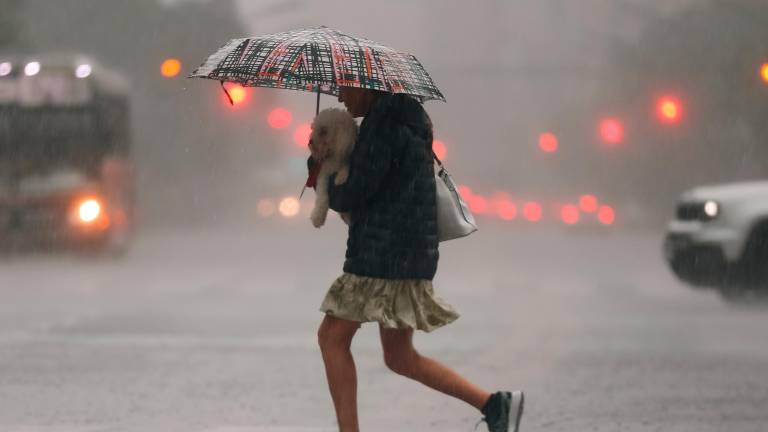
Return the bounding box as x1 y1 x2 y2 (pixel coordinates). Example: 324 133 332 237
327 124 393 213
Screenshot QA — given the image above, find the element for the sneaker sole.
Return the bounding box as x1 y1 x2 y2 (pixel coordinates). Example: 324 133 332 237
509 391 524 432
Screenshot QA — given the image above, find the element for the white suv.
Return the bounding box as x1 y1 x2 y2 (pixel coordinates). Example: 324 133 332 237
664 181 768 294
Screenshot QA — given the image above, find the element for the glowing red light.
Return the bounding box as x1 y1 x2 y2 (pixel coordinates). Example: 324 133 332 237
469 195 489 214
538 132 558 153
268 108 293 129
496 202 516 220
657 96 682 124
599 118 624 145
160 58 182 78
457 185 473 200
560 204 580 225
522 202 542 222
598 205 615 225
579 194 598 213
433 139 448 160
230 85 247 104
491 193 516 221
221 84 249 107
293 123 312 148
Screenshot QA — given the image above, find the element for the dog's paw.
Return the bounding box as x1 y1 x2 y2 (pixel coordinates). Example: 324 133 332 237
334 167 349 185
311 208 327 228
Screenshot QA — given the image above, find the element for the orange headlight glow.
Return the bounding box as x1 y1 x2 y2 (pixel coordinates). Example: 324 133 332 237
78 199 102 223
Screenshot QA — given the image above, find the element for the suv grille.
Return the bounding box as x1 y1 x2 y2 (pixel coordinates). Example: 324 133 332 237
676 202 708 221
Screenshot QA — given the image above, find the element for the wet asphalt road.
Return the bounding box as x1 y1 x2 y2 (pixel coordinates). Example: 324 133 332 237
1 218 767 432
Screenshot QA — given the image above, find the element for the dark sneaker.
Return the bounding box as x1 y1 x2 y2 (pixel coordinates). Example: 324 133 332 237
474 390 525 432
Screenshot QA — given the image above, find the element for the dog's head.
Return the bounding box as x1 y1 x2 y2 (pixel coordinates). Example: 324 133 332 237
309 108 358 162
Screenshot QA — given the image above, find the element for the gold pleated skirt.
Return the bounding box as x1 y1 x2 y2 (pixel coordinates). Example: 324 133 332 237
319 272 460 333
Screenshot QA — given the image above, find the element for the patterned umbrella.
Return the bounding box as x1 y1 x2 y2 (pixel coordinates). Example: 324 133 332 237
188 26 445 107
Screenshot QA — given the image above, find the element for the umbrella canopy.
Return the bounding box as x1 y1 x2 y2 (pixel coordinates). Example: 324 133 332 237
188 26 445 103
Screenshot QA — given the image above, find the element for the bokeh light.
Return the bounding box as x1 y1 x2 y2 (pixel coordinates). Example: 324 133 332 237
24 62 40 76
161 58 182 78
293 123 312 148
433 139 447 160
579 194 598 213
598 205 615 225
492 193 517 221
522 202 543 222
268 108 293 129
538 132 558 153
560 204 580 225
257 199 276 218
278 197 301 217
228 85 247 105
657 96 682 124
761 63 768 83
457 185 473 200
78 199 101 223
0 62 11 76
468 195 489 215
75 64 92 79
599 118 624 145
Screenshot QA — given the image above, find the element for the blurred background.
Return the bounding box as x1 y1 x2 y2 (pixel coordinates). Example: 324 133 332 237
1 1 767 431
3 0 767 227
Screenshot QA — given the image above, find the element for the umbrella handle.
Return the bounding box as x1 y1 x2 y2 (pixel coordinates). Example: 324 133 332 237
315 85 320 115
220 81 234 106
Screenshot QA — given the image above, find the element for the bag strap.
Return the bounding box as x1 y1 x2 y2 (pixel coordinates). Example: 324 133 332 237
432 149 444 169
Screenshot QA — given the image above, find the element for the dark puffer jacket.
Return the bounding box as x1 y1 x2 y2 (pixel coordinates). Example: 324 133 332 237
325 93 438 280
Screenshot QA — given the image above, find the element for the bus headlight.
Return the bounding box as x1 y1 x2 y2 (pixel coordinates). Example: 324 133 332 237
78 199 102 223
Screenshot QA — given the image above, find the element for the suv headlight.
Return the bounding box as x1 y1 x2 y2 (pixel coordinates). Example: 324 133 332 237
703 200 719 219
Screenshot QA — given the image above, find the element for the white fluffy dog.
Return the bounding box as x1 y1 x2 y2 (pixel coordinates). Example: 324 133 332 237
308 108 358 228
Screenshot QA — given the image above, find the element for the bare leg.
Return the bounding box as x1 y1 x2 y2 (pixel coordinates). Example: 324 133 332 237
318 314 363 432
379 325 492 411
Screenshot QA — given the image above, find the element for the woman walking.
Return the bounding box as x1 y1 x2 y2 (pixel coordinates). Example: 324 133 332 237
311 85 525 432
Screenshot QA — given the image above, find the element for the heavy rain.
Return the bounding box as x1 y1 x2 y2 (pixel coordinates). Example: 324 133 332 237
1 1 767 431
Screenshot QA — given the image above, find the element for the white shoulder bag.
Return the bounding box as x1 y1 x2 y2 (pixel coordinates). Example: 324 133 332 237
433 151 478 242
